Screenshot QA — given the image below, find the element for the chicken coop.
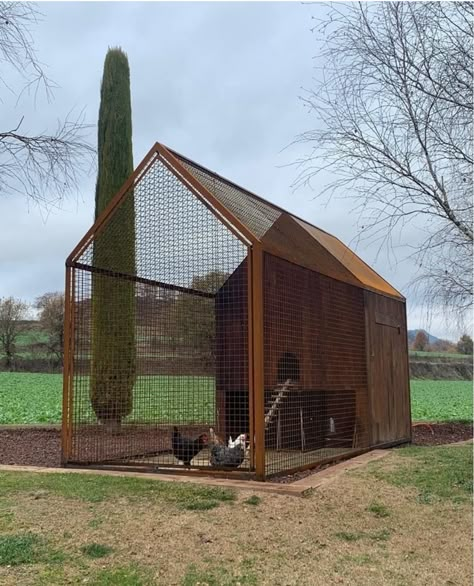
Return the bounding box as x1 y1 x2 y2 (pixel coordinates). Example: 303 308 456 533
62 142 411 480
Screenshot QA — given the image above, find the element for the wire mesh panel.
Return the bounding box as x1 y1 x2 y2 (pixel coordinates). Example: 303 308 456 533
175 154 281 240
65 154 250 471
262 253 369 476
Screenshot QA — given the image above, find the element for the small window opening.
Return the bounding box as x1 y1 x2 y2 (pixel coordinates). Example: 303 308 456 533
277 352 300 384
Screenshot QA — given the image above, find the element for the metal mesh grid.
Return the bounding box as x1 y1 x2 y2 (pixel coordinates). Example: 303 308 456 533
176 155 281 240
66 156 251 471
262 253 369 477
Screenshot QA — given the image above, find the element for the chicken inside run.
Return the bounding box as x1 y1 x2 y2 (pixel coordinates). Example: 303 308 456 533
172 427 248 469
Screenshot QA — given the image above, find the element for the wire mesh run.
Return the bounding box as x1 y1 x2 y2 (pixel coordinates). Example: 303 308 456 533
262 254 369 477
65 155 251 472
63 143 408 480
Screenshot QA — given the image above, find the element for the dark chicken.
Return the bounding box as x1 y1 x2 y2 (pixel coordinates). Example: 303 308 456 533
171 427 208 466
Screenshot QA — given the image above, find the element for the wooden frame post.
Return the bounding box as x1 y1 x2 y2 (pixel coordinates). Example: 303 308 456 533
403 301 412 442
247 251 255 471
252 245 265 480
61 265 74 464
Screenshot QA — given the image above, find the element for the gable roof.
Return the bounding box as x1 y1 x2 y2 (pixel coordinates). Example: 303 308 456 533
170 147 403 300
69 142 403 301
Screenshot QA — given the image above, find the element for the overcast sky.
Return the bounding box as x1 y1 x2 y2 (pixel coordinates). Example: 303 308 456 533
0 1 463 340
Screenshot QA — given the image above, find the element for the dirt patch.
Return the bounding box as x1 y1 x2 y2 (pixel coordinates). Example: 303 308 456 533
0 425 208 469
0 428 61 467
68 424 209 464
411 421 473 445
272 462 333 484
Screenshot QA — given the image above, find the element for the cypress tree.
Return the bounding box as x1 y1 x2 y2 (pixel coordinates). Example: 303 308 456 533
90 48 136 430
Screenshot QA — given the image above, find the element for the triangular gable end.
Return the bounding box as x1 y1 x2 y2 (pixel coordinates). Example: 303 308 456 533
68 141 403 301
67 143 252 295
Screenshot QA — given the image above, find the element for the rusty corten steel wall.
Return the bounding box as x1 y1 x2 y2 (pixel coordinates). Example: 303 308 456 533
63 152 252 472
262 254 370 476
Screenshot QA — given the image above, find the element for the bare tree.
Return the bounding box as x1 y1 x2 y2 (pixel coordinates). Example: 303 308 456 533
296 2 473 324
0 2 94 205
0 297 29 370
36 291 64 365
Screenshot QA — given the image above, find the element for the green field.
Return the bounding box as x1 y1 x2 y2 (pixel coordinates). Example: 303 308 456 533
409 350 471 361
410 380 472 422
0 373 471 425
0 373 215 425
0 327 51 360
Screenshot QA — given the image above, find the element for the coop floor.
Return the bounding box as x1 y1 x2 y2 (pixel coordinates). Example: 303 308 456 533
121 446 355 477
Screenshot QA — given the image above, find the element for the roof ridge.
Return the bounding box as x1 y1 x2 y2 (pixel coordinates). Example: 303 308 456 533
166 144 403 301
168 146 336 239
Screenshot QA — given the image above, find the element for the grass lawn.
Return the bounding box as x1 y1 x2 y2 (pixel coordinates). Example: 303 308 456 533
0 373 471 425
0 444 470 585
410 380 472 422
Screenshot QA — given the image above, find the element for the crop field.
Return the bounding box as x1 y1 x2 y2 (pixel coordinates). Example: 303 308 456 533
409 350 471 360
410 380 472 422
0 373 471 426
0 373 215 425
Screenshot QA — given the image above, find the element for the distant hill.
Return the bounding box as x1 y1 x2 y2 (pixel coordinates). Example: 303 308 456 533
407 329 441 345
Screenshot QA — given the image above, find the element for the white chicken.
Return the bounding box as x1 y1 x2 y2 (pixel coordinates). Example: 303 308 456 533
228 434 246 448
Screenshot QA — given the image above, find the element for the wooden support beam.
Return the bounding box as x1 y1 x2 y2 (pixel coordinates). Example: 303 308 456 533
252 245 265 480
71 263 215 299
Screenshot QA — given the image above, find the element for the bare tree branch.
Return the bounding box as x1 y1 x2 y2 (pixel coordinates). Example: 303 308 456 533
295 2 473 324
0 2 94 205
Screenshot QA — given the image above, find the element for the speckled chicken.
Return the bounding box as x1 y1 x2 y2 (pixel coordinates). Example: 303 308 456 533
209 429 246 468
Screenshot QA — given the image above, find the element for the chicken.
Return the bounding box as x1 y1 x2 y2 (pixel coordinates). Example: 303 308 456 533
210 432 247 469
209 427 225 446
228 434 247 448
171 427 208 466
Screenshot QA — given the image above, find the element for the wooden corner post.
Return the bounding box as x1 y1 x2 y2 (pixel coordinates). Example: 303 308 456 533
61 264 74 464
251 245 265 480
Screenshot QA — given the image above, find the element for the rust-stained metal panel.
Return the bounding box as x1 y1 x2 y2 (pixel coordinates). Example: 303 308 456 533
293 218 403 299
262 253 370 477
261 214 363 288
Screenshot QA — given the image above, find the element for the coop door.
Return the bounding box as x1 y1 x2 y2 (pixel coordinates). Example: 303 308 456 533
366 295 411 445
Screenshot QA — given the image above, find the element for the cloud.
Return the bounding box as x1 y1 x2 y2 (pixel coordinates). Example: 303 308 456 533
0 2 461 340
